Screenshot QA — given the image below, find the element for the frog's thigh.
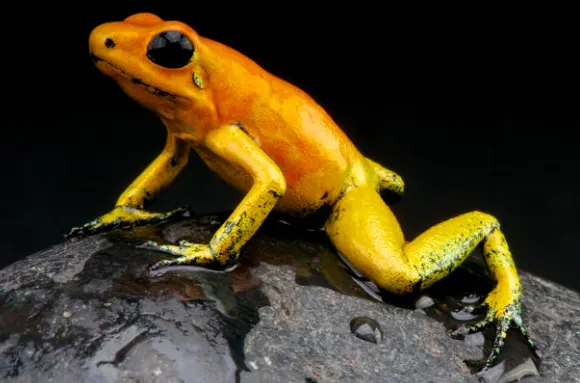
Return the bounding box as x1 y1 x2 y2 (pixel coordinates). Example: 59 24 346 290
324 186 506 295
324 185 418 294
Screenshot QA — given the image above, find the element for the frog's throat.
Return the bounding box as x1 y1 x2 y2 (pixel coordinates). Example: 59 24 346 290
90 54 184 101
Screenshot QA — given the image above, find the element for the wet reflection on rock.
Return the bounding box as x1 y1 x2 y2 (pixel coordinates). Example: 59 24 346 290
146 214 542 378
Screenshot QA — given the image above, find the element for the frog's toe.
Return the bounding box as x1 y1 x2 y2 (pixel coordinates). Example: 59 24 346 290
484 312 514 368
65 225 86 239
65 219 108 239
139 240 181 255
139 206 192 226
485 300 540 368
141 240 217 270
512 305 541 359
450 298 540 370
448 307 494 340
149 256 190 270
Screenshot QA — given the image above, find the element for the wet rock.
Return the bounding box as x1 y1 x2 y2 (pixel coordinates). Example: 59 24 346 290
0 214 578 382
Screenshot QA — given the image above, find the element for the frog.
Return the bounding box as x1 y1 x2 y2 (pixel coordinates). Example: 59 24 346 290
70 12 539 370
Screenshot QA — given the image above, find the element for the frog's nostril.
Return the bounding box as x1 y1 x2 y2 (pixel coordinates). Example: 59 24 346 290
104 38 115 48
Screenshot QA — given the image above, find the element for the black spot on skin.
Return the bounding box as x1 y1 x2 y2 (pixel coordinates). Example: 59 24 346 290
335 183 357 202
238 211 248 224
170 158 177 167
212 212 252 266
142 190 156 208
327 206 347 227
321 192 329 200
105 38 115 48
326 208 340 226
268 190 282 199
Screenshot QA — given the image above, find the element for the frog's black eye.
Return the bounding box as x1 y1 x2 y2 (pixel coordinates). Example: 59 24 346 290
147 31 195 69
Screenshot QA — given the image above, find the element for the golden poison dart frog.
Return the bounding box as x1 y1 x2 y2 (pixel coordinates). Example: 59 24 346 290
70 12 539 369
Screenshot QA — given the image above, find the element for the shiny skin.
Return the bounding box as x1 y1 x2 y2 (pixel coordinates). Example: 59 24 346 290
71 12 539 369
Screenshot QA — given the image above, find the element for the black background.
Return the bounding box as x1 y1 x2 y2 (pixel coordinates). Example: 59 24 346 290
1 4 578 291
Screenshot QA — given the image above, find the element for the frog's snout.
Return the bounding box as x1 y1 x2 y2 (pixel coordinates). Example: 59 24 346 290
89 13 164 56
89 23 116 56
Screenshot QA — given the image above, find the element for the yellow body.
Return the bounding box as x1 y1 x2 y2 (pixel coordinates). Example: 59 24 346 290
71 12 538 369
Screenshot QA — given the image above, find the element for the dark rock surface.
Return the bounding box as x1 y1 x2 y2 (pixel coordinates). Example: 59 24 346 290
0 214 578 382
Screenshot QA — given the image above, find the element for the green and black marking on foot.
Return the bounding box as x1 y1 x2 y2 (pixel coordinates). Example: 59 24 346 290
448 300 540 370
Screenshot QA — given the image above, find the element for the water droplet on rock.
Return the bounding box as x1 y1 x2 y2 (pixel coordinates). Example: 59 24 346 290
350 316 383 344
461 293 480 304
451 306 479 321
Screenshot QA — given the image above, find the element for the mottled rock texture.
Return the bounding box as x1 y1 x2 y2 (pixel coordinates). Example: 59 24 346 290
0 214 577 382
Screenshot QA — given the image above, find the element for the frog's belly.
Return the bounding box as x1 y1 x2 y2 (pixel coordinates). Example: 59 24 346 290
193 146 346 217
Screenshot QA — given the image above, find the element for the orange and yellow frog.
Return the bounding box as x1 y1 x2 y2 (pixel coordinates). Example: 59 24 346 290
69 12 539 370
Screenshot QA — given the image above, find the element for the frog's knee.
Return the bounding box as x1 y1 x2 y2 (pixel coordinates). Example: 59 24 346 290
368 264 422 295
468 210 501 232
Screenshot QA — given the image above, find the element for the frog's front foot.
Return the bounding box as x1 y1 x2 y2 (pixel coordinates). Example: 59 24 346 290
65 206 191 239
448 289 540 370
142 240 231 271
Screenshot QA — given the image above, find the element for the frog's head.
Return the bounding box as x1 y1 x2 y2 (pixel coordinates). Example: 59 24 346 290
89 13 212 120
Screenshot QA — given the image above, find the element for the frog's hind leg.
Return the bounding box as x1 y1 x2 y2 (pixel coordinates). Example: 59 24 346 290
364 157 404 201
324 185 538 368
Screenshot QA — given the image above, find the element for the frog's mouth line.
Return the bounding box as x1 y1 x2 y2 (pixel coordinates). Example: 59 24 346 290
91 55 182 101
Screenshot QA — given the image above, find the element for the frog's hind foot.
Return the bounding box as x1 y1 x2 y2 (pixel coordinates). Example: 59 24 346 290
449 298 540 369
65 206 191 239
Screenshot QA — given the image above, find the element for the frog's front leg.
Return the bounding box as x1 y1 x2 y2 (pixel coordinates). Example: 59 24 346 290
66 132 190 238
144 124 286 270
